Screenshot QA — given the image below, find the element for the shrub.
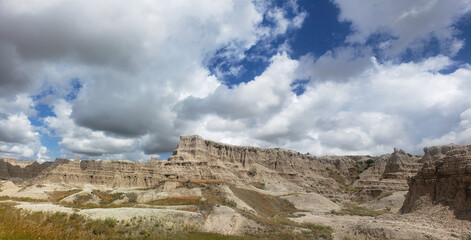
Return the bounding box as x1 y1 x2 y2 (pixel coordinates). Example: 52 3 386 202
126 192 138 203
365 159 375 166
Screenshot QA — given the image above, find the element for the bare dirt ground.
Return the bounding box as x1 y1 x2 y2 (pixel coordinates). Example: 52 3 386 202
1 180 470 240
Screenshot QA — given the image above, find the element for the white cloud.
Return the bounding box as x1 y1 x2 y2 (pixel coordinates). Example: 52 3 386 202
0 94 48 161
1 0 470 162
334 0 471 56
45 100 136 156
0 0 307 159
0 113 37 144
179 52 471 155
420 108 471 147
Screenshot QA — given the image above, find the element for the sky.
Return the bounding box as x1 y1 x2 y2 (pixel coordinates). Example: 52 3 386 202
1 0 471 162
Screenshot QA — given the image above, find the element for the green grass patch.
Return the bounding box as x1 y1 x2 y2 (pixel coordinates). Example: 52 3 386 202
331 203 388 217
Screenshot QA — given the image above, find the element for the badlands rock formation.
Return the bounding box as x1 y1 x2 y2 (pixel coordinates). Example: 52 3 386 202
0 157 53 181
353 149 422 201
401 144 471 220
2 135 471 239
7 135 422 198
33 135 366 193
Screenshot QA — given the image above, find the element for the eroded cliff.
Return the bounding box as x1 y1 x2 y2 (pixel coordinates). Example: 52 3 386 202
0 158 53 181
401 144 471 220
353 149 422 201
32 135 367 192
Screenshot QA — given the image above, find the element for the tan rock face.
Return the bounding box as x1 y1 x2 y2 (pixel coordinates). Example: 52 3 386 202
401 145 471 220
353 149 422 201
0 158 53 180
31 135 365 193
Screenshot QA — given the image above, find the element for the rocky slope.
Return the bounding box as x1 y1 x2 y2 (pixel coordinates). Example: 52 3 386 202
0 158 53 181
353 149 422 201
401 144 471 220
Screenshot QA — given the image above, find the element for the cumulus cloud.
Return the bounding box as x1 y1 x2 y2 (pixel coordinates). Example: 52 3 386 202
0 95 48 161
420 107 471 147
296 47 372 83
179 53 471 155
178 52 298 120
0 0 307 160
334 0 471 56
0 114 37 144
45 100 136 155
1 0 471 162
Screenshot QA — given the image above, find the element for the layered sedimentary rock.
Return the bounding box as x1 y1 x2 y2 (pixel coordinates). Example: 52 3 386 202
169 135 368 191
353 149 422 200
33 135 364 192
401 144 471 220
0 158 53 180
34 157 216 188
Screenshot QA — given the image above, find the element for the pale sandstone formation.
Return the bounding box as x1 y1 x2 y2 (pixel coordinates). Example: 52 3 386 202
353 149 422 201
32 135 365 193
202 206 260 235
401 144 471 220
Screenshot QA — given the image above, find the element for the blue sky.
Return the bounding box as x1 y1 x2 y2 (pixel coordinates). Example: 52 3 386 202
1 0 471 162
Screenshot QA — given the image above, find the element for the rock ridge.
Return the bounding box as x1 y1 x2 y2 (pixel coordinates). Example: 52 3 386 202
401 144 471 220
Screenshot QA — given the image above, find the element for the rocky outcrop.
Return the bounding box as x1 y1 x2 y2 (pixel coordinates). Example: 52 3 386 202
169 135 368 192
33 135 365 192
353 149 422 201
401 144 471 220
0 158 53 180
34 157 217 188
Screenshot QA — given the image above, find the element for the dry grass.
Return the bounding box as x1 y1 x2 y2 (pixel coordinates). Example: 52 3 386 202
73 193 93 205
375 191 393 200
0 202 255 240
48 189 82 202
331 203 389 217
148 196 201 206
0 202 93 240
238 210 333 240
250 182 266 189
178 179 224 184
229 186 297 217
0 195 48 202
92 190 123 204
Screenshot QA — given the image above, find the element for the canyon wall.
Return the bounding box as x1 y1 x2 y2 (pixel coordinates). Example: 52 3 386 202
352 149 422 201
0 158 53 180
2 135 430 200
33 135 366 192
401 144 471 220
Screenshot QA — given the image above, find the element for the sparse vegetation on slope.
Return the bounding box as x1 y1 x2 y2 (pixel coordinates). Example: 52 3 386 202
48 189 82 202
230 186 297 217
0 202 261 240
0 195 47 202
331 203 389 217
92 190 123 204
149 196 201 205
